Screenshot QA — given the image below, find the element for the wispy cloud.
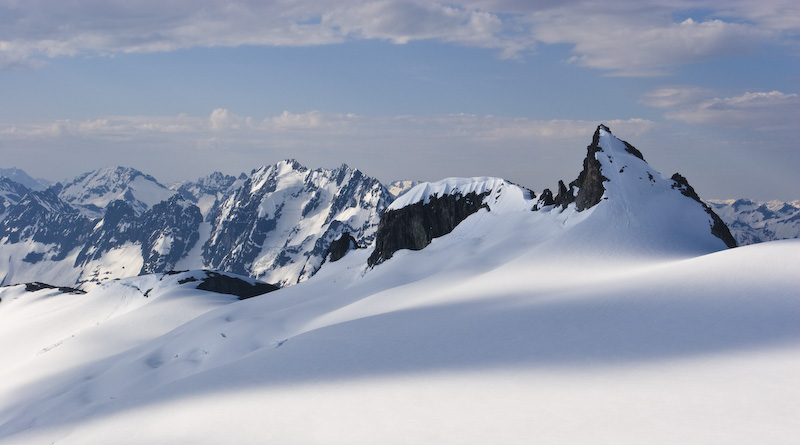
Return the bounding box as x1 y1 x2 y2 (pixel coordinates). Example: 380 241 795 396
1 1 795 75
0 109 655 144
643 87 800 129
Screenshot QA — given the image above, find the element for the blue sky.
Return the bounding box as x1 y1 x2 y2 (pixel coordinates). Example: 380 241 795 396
1 0 798 200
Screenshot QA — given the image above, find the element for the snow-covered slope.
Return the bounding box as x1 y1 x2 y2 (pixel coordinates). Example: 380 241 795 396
708 198 800 245
0 126 797 442
0 192 797 443
58 166 176 217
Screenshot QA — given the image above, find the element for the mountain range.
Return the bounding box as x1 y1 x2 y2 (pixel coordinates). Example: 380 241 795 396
0 125 796 443
1 129 797 291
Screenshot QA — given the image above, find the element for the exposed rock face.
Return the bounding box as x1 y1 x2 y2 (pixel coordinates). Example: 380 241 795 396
325 232 360 263
671 174 737 248
545 125 611 210
23 282 85 294
139 196 203 274
73 195 203 275
194 270 279 300
0 188 95 263
368 191 489 266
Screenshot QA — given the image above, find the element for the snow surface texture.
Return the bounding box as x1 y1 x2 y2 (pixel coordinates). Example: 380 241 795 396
709 199 800 246
0 234 797 443
1 129 798 442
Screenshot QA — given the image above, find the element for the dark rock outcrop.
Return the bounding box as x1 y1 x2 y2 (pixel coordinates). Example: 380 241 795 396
194 271 279 300
368 191 489 266
325 232 361 263
671 173 737 248
23 282 86 294
549 125 610 210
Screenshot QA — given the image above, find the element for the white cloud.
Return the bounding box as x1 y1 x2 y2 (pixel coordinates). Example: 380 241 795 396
2 1 794 73
2 110 655 142
643 87 800 129
530 14 769 76
640 86 717 108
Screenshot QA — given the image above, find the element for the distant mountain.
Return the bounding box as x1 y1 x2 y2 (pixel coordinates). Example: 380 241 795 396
0 127 796 291
58 166 176 217
204 160 392 286
0 167 51 191
387 179 421 198
0 177 30 216
708 199 800 246
0 161 392 289
172 171 246 221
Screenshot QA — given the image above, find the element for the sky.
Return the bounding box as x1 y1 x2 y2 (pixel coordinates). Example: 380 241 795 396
0 0 798 201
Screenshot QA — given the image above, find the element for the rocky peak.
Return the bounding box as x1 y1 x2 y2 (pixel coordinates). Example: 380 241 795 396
537 124 736 249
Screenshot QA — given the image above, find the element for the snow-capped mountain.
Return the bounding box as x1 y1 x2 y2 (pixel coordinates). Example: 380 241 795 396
204 160 392 286
0 167 51 191
0 126 794 293
0 161 391 289
369 125 734 269
58 166 176 217
0 126 796 444
708 198 800 246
